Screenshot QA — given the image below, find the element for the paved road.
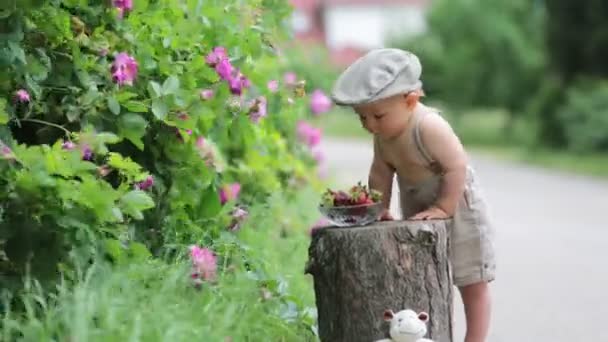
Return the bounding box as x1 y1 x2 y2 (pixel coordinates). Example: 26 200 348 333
321 137 608 342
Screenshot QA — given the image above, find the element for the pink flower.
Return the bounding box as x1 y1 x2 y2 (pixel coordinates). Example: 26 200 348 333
195 136 223 171
111 52 138 86
189 245 217 282
14 89 30 103
310 89 332 115
196 136 213 163
62 140 76 150
98 165 111 177
232 207 248 220
219 183 241 205
311 145 325 164
196 136 206 149
200 89 214 100
113 0 133 19
1 147 14 160
205 47 228 67
228 207 249 231
267 80 279 92
283 72 297 86
296 121 322 147
226 96 242 112
215 59 233 81
63 141 94 161
81 145 93 161
178 112 189 120
0 139 13 160
228 71 251 95
113 0 133 10
248 96 267 123
135 175 154 190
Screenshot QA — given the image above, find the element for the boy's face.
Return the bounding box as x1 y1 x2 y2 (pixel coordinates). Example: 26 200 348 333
353 94 412 139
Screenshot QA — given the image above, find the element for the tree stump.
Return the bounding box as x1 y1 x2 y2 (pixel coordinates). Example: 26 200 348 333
305 220 454 342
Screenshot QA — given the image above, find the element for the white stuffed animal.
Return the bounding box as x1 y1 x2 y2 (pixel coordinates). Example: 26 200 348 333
375 309 435 342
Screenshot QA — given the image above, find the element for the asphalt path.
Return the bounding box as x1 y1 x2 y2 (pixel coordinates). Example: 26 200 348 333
321 137 608 342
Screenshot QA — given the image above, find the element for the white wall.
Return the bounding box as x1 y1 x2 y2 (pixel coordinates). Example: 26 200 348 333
324 5 427 50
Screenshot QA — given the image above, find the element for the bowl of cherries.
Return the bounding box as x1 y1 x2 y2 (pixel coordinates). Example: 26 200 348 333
318 182 384 227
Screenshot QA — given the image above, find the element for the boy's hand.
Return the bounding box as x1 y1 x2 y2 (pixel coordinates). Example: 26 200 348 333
380 209 394 221
409 206 450 220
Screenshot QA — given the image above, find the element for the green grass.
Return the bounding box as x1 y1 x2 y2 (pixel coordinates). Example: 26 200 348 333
316 108 608 179
471 145 608 178
2 188 323 342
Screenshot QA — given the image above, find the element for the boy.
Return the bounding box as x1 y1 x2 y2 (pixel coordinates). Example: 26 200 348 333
331 48 496 342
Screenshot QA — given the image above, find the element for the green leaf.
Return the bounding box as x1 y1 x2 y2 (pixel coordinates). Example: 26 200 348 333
199 186 222 218
112 207 124 222
104 239 126 264
162 76 180 95
107 152 144 181
151 99 168 120
128 242 152 261
8 41 26 65
147 81 162 98
201 67 219 82
0 98 8 124
118 113 148 150
120 190 155 220
81 88 101 106
116 92 138 102
108 97 120 115
123 101 148 113
96 132 120 144
25 75 41 98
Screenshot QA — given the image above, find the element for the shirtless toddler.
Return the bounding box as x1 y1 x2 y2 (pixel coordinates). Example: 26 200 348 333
330 48 496 342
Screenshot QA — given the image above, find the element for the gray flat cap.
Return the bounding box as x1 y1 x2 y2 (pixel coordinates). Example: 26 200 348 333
331 48 422 106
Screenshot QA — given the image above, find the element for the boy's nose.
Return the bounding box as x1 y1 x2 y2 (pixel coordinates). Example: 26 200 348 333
365 121 378 134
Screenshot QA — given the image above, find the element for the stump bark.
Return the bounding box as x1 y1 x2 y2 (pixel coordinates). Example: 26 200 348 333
305 220 454 342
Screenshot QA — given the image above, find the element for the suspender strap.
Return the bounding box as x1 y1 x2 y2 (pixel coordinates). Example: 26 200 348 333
413 111 435 166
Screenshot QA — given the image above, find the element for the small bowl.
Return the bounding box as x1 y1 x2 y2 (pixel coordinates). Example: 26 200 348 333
318 202 384 227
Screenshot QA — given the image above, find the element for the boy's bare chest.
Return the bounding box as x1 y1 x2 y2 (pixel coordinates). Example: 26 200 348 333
377 140 434 183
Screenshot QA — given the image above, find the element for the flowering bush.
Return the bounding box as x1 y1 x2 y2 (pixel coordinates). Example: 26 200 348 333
0 0 326 295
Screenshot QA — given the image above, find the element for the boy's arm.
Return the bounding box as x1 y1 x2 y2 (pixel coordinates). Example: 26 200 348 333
368 138 395 217
418 113 468 216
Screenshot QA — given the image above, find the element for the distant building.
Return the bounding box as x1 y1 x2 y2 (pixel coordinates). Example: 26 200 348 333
289 0 429 66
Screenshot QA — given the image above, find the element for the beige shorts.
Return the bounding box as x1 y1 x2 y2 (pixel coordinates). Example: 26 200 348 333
398 167 496 287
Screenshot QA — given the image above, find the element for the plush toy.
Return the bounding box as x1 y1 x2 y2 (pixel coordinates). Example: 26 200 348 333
375 309 435 342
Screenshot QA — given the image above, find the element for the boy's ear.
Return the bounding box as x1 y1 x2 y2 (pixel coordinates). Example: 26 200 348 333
404 91 420 109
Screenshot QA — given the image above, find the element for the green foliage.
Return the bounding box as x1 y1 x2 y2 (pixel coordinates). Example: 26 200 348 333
0 0 324 295
546 1 608 81
536 1 608 148
556 79 608 152
282 45 339 93
394 0 546 114
2 262 313 341
1 188 322 341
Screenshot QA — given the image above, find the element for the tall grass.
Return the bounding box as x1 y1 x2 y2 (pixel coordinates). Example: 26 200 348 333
2 188 323 342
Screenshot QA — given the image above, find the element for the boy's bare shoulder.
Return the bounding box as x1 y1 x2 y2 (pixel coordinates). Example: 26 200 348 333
418 110 465 159
418 110 459 142
419 110 455 135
